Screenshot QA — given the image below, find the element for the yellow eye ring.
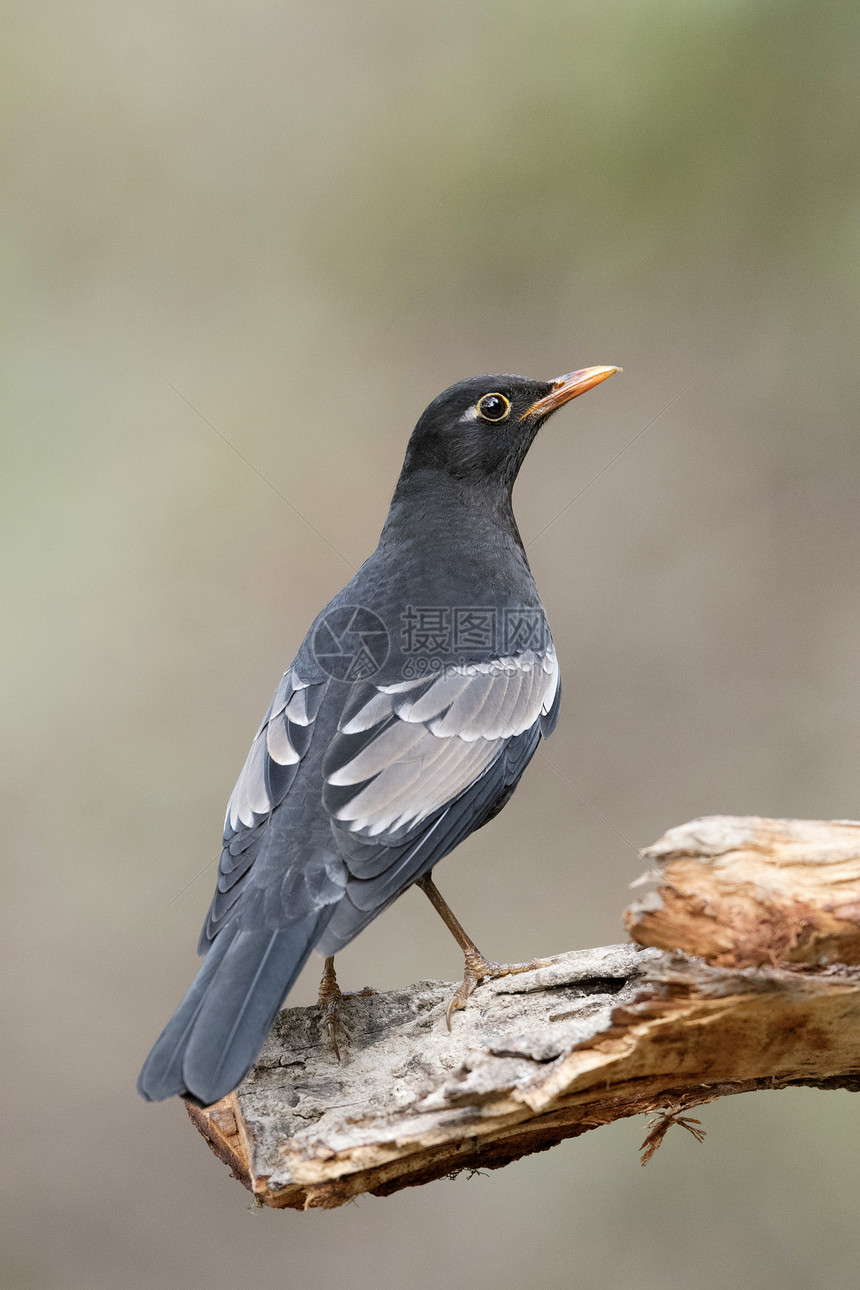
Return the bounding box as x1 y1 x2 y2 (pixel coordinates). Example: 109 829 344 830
476 393 511 423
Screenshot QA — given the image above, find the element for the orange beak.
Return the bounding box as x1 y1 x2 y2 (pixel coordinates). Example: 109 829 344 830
521 365 621 420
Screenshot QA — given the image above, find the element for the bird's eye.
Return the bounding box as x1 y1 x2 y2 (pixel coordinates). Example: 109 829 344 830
476 393 510 423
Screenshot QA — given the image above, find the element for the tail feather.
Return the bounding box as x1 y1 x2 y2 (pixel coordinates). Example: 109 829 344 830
136 924 240 1102
137 912 330 1105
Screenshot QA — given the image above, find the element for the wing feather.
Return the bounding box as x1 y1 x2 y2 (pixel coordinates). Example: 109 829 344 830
324 647 558 842
226 668 324 832
395 671 474 723
198 668 328 952
325 718 427 786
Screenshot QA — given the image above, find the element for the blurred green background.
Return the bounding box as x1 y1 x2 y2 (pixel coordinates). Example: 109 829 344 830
3 1 859 1286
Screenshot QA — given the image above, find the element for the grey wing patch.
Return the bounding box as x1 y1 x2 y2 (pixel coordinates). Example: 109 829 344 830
225 668 326 834
323 646 559 839
199 668 328 951
318 721 544 955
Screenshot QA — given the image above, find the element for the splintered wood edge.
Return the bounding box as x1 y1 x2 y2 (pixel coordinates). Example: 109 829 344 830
626 816 860 966
185 1093 253 1193
186 964 860 1210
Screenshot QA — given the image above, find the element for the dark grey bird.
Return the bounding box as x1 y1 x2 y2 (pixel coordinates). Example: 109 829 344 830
138 364 620 1106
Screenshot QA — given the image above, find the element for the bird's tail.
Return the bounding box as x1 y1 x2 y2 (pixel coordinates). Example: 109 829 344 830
137 912 329 1106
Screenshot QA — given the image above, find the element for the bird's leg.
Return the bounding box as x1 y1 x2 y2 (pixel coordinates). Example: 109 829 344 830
416 874 552 1029
316 956 377 1062
317 955 343 1061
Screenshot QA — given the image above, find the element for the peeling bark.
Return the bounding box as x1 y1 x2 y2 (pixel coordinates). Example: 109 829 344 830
186 817 860 1209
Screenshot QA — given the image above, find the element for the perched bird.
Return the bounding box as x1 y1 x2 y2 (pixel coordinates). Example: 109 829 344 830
138 364 620 1106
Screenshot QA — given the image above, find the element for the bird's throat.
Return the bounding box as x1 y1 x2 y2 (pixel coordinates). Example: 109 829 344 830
382 466 527 557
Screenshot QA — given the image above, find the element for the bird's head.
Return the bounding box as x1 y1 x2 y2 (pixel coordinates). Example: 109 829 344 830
399 367 621 491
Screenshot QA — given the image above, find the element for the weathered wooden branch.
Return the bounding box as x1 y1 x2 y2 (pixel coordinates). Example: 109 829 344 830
186 817 860 1209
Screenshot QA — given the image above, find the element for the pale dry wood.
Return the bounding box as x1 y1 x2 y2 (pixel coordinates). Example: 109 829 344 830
186 816 860 1210
626 816 860 966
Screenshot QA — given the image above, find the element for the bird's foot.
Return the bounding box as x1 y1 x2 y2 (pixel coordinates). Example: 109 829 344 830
317 956 376 1062
318 962 343 1062
445 948 553 1029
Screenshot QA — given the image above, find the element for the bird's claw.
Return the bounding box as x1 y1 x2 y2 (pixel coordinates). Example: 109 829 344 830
318 958 377 1061
322 990 342 1062
445 968 480 1029
318 956 345 1062
445 949 553 1030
